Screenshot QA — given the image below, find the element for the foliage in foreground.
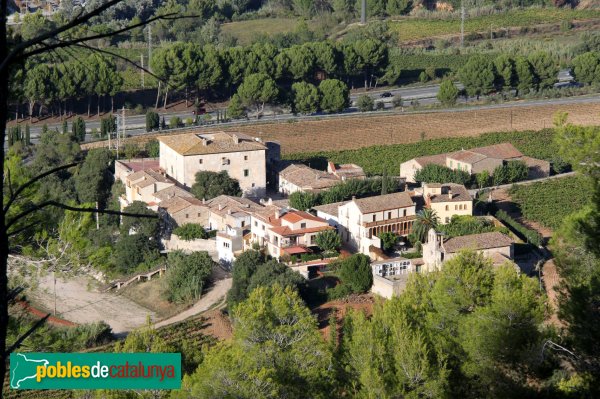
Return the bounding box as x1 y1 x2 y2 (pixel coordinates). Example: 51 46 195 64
163 251 215 304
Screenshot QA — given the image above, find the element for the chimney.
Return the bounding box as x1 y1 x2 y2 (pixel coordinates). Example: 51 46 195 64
202 198 206 204
448 188 453 200
228 209 232 215
202 138 209 146
275 210 280 219
232 134 240 144
268 198 273 206
218 204 223 211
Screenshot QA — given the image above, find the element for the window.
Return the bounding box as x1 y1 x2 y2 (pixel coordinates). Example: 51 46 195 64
198 159 203 164
241 221 245 227
222 157 230 165
244 169 249 177
403 209 406 217
252 183 255 187
254 221 258 227
372 215 376 222
387 212 392 219
197 213 201 217
262 225 265 231
445 205 449 211
301 222 306 229
185 214 189 219
454 205 458 210
244 155 248 161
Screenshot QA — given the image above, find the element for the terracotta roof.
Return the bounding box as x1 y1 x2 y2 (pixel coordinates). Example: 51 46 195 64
447 150 488 164
352 192 414 214
414 153 448 167
427 184 472 203
153 186 193 202
127 169 172 188
469 143 523 159
117 159 160 173
280 210 325 224
442 231 513 253
280 164 340 191
159 196 205 214
313 200 350 217
270 225 333 237
283 246 312 255
157 131 266 156
205 195 263 217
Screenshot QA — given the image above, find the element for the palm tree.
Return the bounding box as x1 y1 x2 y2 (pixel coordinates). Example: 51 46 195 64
412 208 440 243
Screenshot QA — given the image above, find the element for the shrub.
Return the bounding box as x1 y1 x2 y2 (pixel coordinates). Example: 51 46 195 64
495 210 543 246
437 79 459 106
339 254 373 294
414 164 471 185
315 229 342 252
164 251 214 303
379 231 399 252
173 224 208 240
191 171 242 200
145 139 160 158
356 94 374 112
145 111 159 132
169 116 182 129
392 94 403 108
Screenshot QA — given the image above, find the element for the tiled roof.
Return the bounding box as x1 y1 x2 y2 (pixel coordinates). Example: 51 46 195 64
414 153 447 167
280 210 325 223
469 143 523 159
205 195 263 217
280 164 340 191
117 159 160 173
126 169 172 188
447 150 488 164
313 200 350 217
157 131 266 156
153 186 193 202
270 225 332 237
352 192 414 214
159 196 205 214
442 231 513 253
517 156 551 169
428 184 472 203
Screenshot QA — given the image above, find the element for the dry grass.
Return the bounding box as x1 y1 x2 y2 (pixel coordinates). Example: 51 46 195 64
221 18 300 45
121 278 187 320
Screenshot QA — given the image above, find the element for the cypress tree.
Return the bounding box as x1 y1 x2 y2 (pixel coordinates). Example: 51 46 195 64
381 167 388 195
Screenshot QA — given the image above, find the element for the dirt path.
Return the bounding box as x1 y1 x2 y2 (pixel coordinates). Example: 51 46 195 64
28 275 157 334
154 278 232 328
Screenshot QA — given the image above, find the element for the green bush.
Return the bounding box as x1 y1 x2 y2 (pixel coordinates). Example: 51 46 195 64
169 116 182 129
339 254 373 294
357 95 374 112
414 164 471 185
315 229 342 252
173 224 208 240
495 210 543 246
164 251 215 303
146 111 159 132
379 231 399 252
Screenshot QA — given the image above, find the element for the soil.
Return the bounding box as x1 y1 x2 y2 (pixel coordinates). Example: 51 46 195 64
101 102 600 155
121 277 187 319
201 309 234 341
312 294 375 341
27 274 157 334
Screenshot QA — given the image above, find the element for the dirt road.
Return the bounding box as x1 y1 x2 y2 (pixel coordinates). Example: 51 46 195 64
154 278 232 328
28 274 157 334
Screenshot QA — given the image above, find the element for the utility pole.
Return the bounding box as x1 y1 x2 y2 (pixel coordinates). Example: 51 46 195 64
361 0 366 25
461 0 465 48
147 24 152 72
141 54 145 89
122 106 126 156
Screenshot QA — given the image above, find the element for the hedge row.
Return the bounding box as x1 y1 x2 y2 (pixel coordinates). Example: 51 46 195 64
495 209 543 247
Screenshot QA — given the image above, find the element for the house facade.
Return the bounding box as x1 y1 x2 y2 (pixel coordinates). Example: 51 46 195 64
422 228 514 271
251 209 334 258
158 131 267 197
421 183 472 224
400 143 551 183
371 257 424 298
337 192 417 255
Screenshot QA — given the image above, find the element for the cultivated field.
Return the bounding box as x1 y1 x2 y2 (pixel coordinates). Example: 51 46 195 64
208 102 600 155
221 18 300 45
387 8 600 43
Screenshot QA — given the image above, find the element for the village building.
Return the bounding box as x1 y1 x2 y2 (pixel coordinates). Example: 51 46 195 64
418 183 473 224
157 196 208 232
334 192 417 255
120 168 175 210
217 226 245 266
158 131 268 197
400 143 551 183
371 257 424 299
422 229 514 271
278 162 366 195
251 209 334 259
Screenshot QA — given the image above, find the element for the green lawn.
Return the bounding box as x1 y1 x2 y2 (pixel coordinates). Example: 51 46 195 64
221 18 301 45
387 8 600 43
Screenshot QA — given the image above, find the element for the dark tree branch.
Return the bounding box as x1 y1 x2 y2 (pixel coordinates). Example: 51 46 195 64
2 0 125 70
3 162 79 214
6 201 158 230
16 12 183 63
7 222 41 238
4 314 50 356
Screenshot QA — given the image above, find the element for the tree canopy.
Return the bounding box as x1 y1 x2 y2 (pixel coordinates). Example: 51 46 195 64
191 171 242 200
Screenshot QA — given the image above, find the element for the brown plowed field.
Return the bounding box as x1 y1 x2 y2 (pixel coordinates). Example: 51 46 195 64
92 102 600 155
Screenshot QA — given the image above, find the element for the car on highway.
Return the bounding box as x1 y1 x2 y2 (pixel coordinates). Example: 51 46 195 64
380 92 393 98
